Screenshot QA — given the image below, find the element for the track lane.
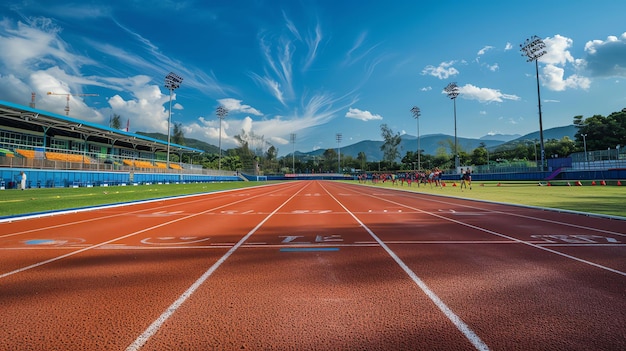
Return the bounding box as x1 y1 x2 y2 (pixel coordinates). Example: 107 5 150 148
324 181 626 350
0 182 305 350
0 183 300 276
136 180 483 350
1 180 624 350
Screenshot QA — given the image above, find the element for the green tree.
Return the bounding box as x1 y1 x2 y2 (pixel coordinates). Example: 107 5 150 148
109 114 121 129
357 151 367 171
322 148 338 172
380 124 401 163
471 146 488 165
574 110 626 151
172 123 185 145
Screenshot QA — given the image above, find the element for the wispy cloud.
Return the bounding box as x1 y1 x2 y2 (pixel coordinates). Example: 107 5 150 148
258 35 295 103
303 22 322 71
477 45 494 56
343 31 382 68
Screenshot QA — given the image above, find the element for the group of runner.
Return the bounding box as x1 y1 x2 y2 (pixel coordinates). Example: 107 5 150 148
357 167 472 189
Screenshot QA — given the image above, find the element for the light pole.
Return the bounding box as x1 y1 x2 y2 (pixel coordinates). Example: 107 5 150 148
520 35 547 171
444 82 460 170
581 133 588 167
164 72 183 168
411 106 421 171
336 133 342 173
216 105 228 171
526 140 538 167
290 133 296 173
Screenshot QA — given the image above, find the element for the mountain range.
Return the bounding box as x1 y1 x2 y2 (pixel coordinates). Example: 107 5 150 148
138 125 578 162
294 125 578 162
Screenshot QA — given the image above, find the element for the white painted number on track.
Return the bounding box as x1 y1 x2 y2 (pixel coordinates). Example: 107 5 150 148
290 210 333 214
532 234 620 244
280 235 344 244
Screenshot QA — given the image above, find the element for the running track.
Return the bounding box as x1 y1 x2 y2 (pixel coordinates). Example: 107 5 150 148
0 180 624 350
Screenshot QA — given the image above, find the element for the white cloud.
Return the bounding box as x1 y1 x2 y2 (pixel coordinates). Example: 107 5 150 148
542 35 575 66
533 34 592 91
186 91 354 150
452 84 520 103
217 98 262 116
345 107 383 121
106 77 171 133
542 65 590 91
504 42 513 51
477 46 494 56
583 32 626 78
487 63 499 72
422 61 459 79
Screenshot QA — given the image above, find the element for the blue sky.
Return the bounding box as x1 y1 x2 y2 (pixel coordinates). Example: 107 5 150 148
1 1 625 156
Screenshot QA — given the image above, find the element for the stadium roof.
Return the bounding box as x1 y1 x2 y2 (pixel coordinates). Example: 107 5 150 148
0 100 203 154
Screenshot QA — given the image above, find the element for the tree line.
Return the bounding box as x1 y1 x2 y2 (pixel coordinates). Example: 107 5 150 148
111 108 625 174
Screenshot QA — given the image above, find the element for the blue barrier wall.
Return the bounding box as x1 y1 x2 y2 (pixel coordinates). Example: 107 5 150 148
0 168 241 189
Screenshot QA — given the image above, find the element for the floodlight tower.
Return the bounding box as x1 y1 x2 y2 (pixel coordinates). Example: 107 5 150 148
581 133 588 166
444 82 460 169
336 133 342 173
216 105 229 171
164 72 183 168
520 35 547 171
290 133 296 173
410 106 421 171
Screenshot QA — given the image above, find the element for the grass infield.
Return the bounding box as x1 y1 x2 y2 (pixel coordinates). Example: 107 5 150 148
0 180 624 219
0 182 273 218
357 180 626 219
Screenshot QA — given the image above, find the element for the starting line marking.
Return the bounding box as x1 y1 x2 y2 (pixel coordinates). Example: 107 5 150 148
279 247 340 252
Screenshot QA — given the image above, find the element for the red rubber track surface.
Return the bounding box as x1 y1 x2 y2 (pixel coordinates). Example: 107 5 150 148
0 181 624 350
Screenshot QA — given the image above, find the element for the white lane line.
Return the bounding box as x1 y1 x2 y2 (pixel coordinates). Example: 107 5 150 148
343 183 626 277
0 183 302 280
125 182 308 351
368 185 626 237
321 182 490 351
0 182 295 237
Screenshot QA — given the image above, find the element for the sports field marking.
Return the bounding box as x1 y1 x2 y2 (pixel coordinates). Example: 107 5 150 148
0 183 302 280
345 184 626 277
125 181 308 351
320 182 491 351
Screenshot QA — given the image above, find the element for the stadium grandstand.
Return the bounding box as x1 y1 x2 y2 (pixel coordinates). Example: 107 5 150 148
0 100 241 189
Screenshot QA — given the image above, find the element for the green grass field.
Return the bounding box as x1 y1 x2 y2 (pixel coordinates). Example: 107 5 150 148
359 180 626 218
1 180 625 219
0 182 272 217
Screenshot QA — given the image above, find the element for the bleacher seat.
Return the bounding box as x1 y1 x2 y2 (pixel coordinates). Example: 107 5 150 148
16 149 35 159
45 152 91 164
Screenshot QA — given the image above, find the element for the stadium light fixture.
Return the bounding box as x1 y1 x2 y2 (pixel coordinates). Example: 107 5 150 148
520 35 547 171
336 133 342 173
216 105 229 171
444 82 460 169
290 133 296 173
164 72 183 168
410 106 421 171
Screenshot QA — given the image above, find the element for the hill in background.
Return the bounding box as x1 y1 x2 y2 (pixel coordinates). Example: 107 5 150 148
294 125 577 162
137 125 577 162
